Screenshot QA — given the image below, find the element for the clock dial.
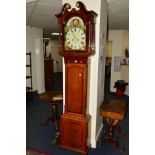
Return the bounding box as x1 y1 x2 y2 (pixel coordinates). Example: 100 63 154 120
64 16 86 51
65 27 86 50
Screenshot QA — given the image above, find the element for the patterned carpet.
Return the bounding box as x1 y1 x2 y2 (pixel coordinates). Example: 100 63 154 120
26 148 51 155
26 73 129 155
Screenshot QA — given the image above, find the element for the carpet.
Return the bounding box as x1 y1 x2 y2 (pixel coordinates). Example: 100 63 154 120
26 148 51 155
27 73 129 155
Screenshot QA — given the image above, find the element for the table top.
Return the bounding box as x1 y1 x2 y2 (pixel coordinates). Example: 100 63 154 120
39 90 63 102
100 99 127 115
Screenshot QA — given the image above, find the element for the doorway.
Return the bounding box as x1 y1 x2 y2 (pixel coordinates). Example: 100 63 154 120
104 41 112 95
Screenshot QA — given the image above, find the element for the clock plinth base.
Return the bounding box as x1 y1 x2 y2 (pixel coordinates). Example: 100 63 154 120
59 113 90 154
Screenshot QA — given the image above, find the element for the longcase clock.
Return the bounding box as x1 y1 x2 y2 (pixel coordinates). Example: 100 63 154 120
55 1 97 155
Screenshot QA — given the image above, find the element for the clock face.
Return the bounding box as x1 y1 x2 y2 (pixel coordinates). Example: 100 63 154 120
65 27 86 50
64 16 86 51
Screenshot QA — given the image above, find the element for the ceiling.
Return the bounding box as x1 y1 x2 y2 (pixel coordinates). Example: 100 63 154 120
26 0 129 38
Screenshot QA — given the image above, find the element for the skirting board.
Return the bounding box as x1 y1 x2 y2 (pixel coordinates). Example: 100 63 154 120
87 124 103 148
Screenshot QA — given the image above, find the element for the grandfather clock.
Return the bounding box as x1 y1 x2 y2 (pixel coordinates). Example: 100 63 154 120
55 1 97 154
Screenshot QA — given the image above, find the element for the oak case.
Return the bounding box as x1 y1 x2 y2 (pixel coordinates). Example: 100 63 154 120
55 1 97 154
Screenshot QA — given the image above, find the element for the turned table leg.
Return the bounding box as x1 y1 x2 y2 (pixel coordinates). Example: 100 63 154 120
51 104 59 133
98 118 125 152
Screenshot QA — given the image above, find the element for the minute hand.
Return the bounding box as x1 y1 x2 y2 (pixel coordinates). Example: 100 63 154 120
71 28 77 40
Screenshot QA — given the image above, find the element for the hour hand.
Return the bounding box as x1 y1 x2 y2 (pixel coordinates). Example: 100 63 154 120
71 31 76 40
72 32 76 40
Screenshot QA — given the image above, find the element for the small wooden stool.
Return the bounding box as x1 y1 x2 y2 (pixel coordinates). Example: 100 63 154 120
98 99 127 152
39 91 63 143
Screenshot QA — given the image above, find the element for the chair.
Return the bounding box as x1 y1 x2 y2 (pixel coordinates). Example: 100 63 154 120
39 90 63 143
98 99 127 152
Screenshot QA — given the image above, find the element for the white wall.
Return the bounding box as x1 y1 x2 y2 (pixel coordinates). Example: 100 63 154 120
108 30 129 95
44 39 63 72
62 0 107 148
26 26 45 93
95 0 107 141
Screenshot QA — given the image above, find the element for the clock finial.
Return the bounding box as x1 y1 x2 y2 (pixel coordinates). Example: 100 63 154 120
55 3 71 18
65 3 71 10
76 1 86 10
61 3 71 12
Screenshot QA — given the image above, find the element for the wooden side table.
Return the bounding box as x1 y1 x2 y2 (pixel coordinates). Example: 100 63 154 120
39 91 63 143
98 99 127 152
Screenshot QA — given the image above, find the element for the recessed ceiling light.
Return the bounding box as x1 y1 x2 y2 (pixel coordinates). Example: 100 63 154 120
51 33 61 36
43 38 51 40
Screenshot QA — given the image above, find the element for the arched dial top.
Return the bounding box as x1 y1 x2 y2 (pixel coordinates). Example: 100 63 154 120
65 16 86 51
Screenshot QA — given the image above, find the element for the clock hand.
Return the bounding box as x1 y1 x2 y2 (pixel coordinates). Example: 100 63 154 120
71 31 76 40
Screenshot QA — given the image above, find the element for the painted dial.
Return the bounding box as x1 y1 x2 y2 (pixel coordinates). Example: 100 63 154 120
65 27 86 50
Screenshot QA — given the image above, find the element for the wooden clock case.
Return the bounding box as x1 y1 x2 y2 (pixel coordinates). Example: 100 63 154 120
55 1 97 154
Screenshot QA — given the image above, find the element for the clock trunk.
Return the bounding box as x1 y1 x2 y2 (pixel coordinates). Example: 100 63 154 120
65 63 87 116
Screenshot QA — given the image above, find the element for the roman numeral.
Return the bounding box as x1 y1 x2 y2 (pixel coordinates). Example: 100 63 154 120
67 41 70 44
